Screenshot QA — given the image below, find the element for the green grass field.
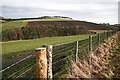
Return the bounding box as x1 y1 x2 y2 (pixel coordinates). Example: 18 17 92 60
1 21 28 31
2 34 91 56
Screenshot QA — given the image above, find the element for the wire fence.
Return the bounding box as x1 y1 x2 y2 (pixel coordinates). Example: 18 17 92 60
1 31 117 79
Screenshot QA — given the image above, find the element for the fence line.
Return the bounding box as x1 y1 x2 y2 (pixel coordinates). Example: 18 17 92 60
51 31 117 78
2 31 117 79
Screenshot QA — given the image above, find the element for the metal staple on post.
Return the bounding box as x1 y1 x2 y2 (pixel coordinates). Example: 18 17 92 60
35 48 47 80
75 41 79 62
47 45 53 80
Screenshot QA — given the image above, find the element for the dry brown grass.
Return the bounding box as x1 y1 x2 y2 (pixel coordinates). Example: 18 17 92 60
68 33 118 78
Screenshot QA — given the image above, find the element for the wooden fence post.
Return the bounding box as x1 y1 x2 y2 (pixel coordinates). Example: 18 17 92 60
89 36 93 53
106 32 108 38
46 45 53 80
104 31 106 39
89 36 92 76
35 48 47 80
75 41 79 62
98 34 100 45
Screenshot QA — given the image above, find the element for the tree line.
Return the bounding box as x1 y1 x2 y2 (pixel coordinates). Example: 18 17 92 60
2 25 89 41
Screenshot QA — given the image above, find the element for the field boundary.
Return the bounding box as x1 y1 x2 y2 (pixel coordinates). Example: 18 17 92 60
1 31 117 79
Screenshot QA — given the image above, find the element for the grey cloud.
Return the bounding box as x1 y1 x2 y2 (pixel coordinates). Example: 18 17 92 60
118 1 120 24
1 0 118 24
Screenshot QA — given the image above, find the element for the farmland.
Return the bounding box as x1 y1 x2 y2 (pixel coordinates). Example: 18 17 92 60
1 18 75 31
1 17 116 41
1 17 116 32
2 34 91 57
1 17 119 79
1 21 27 31
2 34 92 79
2 31 118 79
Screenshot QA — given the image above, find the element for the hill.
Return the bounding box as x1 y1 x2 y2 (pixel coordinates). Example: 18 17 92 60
1 17 74 31
26 21 115 30
1 16 117 41
1 16 116 31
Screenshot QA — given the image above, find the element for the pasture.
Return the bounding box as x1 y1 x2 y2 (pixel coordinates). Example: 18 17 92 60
2 34 91 57
1 21 27 31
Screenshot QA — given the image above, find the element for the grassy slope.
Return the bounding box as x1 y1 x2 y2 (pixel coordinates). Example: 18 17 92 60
1 18 75 31
2 34 90 56
1 21 27 31
21 18 74 22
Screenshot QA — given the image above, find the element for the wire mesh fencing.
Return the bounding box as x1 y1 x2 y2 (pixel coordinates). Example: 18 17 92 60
1 31 117 79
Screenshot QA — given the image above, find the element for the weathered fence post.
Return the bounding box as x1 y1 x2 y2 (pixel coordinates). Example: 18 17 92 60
98 34 100 45
89 36 92 76
106 32 108 38
104 31 106 39
75 41 79 62
89 36 93 53
46 45 53 80
35 48 47 80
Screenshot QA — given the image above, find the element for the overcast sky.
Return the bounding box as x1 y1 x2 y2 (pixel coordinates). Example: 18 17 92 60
1 0 120 24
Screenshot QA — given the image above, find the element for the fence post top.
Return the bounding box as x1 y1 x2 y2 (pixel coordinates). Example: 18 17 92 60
47 45 53 47
89 35 92 37
35 48 46 51
42 44 47 47
47 45 53 54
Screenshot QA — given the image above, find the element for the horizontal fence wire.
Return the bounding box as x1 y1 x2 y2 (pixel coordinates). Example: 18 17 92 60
52 31 116 78
53 55 73 78
78 38 89 60
2 56 36 79
92 36 99 50
2 31 117 79
17 64 36 78
53 48 75 63
7 62 35 78
53 44 75 57
52 42 75 77
53 42 75 54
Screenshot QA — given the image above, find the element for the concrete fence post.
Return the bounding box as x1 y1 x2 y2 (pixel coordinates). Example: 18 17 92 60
75 41 79 62
35 48 47 80
46 45 53 80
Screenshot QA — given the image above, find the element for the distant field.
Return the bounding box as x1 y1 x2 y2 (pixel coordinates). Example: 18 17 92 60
21 18 74 22
0 20 3 22
1 21 27 31
0 20 6 23
1 18 75 31
2 34 91 56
